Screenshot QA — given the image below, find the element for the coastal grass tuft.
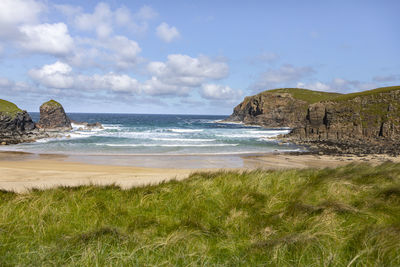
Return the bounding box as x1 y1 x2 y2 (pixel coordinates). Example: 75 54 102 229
42 99 62 108
264 88 341 104
332 85 400 102
0 99 22 117
1 163 400 265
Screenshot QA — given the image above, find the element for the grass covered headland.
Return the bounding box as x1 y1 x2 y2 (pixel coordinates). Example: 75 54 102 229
1 164 400 266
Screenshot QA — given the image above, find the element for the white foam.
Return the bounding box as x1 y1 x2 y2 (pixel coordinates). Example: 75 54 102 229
214 120 243 125
96 131 179 139
216 129 291 139
245 130 291 135
35 138 53 143
102 124 123 130
96 143 238 147
150 138 216 142
167 129 204 133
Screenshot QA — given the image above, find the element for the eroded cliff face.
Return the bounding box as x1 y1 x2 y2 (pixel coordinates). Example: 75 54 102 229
226 92 309 128
289 90 400 141
36 100 72 131
228 86 400 154
286 89 400 154
0 111 37 144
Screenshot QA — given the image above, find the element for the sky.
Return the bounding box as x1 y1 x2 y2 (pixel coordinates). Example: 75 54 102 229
0 0 399 115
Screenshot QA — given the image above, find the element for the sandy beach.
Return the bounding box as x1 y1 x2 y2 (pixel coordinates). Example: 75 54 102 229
0 151 399 193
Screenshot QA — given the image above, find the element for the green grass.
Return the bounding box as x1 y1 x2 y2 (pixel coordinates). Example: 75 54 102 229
331 86 400 102
260 88 342 104
42 99 62 108
1 163 400 266
0 99 22 117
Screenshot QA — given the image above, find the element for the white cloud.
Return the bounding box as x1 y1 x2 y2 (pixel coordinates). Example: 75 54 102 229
260 64 314 84
106 36 141 69
31 54 229 97
71 35 141 69
297 78 379 93
252 64 315 90
29 61 140 93
78 73 140 93
0 0 43 27
19 23 74 55
0 77 35 93
29 61 74 89
142 77 190 96
296 81 331 91
0 77 13 88
74 2 113 38
201 84 242 100
134 5 158 20
72 3 157 37
144 54 229 96
115 7 132 26
0 0 45 41
148 54 228 84
156 22 180 43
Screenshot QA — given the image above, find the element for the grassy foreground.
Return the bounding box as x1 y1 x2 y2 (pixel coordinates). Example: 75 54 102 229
1 164 400 266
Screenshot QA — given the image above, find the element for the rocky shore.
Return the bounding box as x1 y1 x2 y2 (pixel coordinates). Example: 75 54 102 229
0 99 102 145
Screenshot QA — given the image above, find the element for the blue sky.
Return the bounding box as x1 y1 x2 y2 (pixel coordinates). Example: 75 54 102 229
0 0 399 114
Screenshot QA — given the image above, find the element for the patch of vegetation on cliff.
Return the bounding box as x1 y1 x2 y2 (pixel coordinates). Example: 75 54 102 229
329 86 400 127
0 99 22 118
1 163 400 266
332 86 400 102
265 88 341 104
41 99 62 108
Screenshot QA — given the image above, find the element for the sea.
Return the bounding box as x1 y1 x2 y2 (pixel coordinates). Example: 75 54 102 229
3 113 300 156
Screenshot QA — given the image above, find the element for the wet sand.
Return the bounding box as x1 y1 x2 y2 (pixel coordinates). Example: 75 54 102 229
0 151 399 193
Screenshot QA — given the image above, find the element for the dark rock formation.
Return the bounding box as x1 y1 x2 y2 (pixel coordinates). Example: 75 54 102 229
0 100 38 144
227 93 308 127
228 86 400 155
225 88 341 128
36 100 72 131
286 87 400 154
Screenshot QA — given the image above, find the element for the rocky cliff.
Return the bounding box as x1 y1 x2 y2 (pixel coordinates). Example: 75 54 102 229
0 100 37 144
225 88 341 127
287 86 400 154
36 100 72 131
228 86 400 154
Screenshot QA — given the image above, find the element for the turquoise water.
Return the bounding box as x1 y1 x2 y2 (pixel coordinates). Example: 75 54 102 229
4 113 299 155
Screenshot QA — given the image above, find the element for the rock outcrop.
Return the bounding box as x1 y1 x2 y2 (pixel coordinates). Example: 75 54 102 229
0 99 103 145
36 100 72 131
0 100 38 144
228 86 400 154
225 88 341 127
286 87 400 154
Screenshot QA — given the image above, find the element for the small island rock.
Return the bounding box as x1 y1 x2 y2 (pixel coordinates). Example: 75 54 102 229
36 100 72 131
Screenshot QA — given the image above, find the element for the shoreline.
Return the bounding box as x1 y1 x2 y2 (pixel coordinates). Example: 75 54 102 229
0 150 399 193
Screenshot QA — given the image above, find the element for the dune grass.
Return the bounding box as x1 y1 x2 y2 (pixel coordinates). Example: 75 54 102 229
1 163 400 266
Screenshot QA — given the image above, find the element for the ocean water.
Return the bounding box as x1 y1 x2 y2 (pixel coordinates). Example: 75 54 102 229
4 113 299 155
